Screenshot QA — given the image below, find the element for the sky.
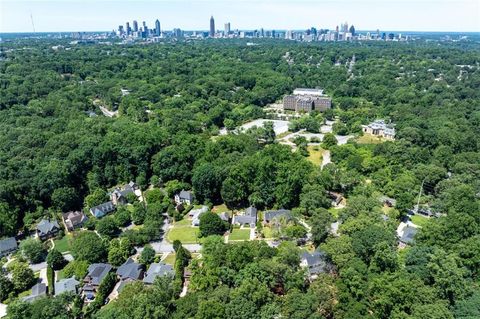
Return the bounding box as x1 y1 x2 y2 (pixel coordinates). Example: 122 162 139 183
1 0 479 33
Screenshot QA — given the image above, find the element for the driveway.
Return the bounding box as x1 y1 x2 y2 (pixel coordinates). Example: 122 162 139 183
29 261 47 272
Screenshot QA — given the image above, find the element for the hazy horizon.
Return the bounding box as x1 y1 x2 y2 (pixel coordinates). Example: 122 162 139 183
1 0 479 33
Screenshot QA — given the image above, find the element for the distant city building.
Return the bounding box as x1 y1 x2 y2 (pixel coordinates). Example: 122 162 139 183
224 22 231 35
132 20 138 32
283 88 332 112
126 22 131 36
209 16 215 37
155 19 161 36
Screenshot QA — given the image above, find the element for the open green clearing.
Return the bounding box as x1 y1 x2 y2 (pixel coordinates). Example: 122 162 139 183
356 133 386 144
410 214 432 228
228 229 250 241
307 145 324 166
167 225 200 244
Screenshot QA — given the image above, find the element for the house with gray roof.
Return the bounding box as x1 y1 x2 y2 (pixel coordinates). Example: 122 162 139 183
399 225 418 246
62 211 88 231
110 182 137 206
55 277 80 296
22 282 47 302
116 258 144 281
83 263 113 300
143 263 174 284
175 190 194 206
232 206 257 228
0 237 17 257
300 251 330 280
190 206 208 226
89 201 115 218
36 219 60 240
263 209 292 224
219 212 230 222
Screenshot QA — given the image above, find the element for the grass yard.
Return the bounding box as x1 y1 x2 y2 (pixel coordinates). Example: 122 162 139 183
212 203 229 213
307 145 324 166
356 134 385 144
410 215 432 228
173 218 192 226
54 234 72 253
167 226 200 244
228 229 250 241
162 253 176 265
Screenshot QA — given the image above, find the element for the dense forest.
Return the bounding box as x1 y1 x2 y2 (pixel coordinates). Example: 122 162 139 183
0 38 479 318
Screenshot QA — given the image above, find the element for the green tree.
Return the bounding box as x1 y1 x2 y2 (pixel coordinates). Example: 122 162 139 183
199 212 227 237
139 245 155 265
62 260 89 280
51 187 80 212
11 262 36 292
46 248 67 270
0 272 13 301
322 133 338 149
310 208 334 245
96 216 120 238
71 231 107 263
19 238 46 264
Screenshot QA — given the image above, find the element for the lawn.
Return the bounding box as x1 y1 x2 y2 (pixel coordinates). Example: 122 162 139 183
356 134 385 144
228 229 250 241
167 225 200 244
173 218 192 226
410 215 431 228
54 234 72 253
212 203 229 213
162 253 176 265
307 145 324 166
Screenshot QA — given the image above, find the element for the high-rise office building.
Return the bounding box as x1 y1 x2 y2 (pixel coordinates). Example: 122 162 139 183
126 22 131 36
133 20 138 32
224 22 231 35
209 16 215 37
155 19 161 36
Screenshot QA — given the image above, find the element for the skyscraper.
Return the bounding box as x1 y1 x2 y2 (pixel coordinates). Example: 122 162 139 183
126 22 131 36
155 19 161 36
224 22 231 35
133 20 138 32
209 16 215 37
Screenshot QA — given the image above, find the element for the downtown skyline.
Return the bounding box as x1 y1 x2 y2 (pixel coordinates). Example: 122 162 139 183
1 0 479 33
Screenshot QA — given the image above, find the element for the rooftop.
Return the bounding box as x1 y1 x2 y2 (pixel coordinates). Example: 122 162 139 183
293 88 325 96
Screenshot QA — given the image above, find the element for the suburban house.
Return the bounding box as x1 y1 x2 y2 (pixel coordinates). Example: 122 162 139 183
0 237 18 257
83 263 113 300
300 251 331 280
22 283 47 302
55 277 80 296
175 190 194 206
190 206 209 226
116 258 144 281
110 182 137 205
361 119 396 140
232 206 257 228
397 223 419 248
36 219 61 240
62 211 88 231
379 196 397 207
89 201 115 218
263 209 292 224
143 263 174 284
327 191 344 207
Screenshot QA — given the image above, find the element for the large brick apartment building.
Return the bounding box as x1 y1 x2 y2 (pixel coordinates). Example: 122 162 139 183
283 88 332 112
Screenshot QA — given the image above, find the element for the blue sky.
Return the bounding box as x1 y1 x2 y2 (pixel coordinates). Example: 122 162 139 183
1 0 479 33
